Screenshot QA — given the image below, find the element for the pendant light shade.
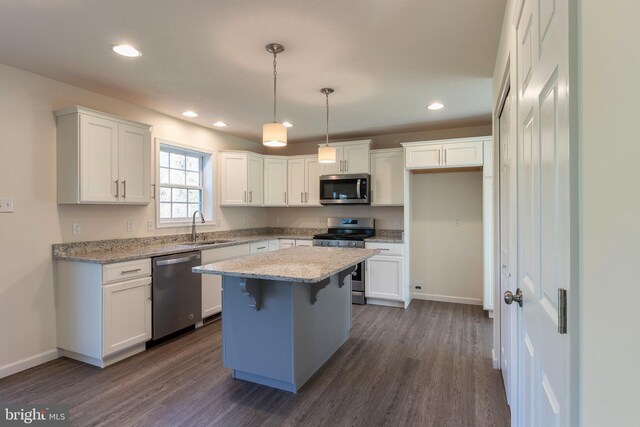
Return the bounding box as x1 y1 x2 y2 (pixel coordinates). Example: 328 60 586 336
318 88 337 163
263 43 287 147
318 145 337 163
263 122 287 147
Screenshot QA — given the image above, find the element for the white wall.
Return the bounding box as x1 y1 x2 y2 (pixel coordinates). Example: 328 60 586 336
409 171 484 304
0 63 266 377
580 0 640 425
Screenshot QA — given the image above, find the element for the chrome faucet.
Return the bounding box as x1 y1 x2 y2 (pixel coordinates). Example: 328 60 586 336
192 210 205 241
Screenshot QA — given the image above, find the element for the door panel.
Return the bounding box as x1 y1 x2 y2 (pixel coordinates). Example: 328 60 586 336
287 158 306 206
118 124 150 204
220 153 248 205
306 158 322 205
514 0 571 424
80 114 119 202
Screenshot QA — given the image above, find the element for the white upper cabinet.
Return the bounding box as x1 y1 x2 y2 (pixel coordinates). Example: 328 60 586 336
56 106 152 204
220 152 263 206
220 152 249 206
247 153 264 206
118 124 151 203
443 142 483 167
319 140 372 175
370 148 404 206
287 155 322 206
287 158 306 206
264 156 288 206
403 137 487 170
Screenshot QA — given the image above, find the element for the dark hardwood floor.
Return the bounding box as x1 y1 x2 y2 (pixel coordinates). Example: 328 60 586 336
0 301 510 426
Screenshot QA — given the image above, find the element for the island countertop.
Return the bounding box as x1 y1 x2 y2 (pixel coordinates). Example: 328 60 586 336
192 246 379 284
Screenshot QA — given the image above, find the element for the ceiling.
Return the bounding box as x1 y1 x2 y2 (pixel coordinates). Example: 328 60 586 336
0 0 506 143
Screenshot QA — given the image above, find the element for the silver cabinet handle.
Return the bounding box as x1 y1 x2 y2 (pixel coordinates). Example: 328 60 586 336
340 160 344 172
301 192 304 203
147 283 152 301
122 180 127 198
115 180 119 198
305 192 308 203
121 268 142 274
443 149 447 165
249 190 252 203
244 191 247 203
284 192 287 203
257 246 266 250
345 160 348 172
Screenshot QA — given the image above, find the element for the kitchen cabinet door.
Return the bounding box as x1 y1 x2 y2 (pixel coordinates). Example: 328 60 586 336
79 114 119 203
295 240 313 247
201 244 250 318
118 123 151 204
287 158 306 206
250 241 269 253
405 144 442 169
343 144 370 174
247 154 263 206
443 141 483 167
370 149 404 205
264 157 288 206
102 276 152 357
305 157 322 205
365 256 404 301
220 152 248 206
279 239 295 249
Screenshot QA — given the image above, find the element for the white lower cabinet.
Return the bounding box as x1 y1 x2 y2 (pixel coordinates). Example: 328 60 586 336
55 258 152 367
201 244 250 318
364 242 407 306
103 276 151 357
279 239 312 249
268 240 279 252
250 241 269 253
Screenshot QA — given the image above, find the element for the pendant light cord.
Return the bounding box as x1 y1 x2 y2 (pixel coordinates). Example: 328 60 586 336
325 91 330 146
273 52 278 123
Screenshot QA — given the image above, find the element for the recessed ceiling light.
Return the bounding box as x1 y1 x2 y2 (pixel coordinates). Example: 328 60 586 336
111 44 142 57
282 121 293 128
213 121 228 127
427 102 444 110
182 111 198 118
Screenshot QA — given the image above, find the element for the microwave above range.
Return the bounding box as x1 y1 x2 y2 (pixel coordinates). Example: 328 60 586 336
319 173 370 205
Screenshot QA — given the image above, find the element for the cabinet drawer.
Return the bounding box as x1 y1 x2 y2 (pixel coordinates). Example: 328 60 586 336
103 259 151 284
295 239 313 247
201 244 250 263
250 241 269 253
365 242 404 256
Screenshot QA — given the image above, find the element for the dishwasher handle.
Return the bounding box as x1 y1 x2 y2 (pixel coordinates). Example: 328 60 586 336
155 254 200 266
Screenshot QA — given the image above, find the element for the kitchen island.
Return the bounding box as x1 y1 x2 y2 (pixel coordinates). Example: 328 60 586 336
192 246 378 393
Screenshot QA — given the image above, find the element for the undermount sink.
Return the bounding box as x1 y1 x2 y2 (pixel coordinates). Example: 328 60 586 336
187 239 232 246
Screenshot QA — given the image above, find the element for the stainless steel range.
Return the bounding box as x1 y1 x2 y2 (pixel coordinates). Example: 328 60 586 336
313 217 375 304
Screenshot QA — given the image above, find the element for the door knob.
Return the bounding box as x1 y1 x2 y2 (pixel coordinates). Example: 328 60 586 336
504 288 523 307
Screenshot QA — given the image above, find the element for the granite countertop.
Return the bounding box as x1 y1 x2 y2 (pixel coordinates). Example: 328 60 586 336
193 246 379 283
52 227 403 264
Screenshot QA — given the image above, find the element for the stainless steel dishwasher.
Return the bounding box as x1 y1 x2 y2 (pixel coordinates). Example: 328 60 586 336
152 251 202 340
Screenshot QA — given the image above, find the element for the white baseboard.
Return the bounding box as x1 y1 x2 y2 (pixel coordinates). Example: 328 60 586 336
411 293 483 306
492 348 499 369
0 349 60 380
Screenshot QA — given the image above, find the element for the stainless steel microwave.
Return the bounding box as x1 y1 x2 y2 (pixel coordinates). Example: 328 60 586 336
319 174 370 205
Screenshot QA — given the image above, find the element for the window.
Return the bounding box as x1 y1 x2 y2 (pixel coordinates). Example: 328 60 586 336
156 140 214 225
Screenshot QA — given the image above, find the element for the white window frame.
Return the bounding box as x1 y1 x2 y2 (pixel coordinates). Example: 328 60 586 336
154 138 216 228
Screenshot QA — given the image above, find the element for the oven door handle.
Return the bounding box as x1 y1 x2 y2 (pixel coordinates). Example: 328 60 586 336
356 179 361 199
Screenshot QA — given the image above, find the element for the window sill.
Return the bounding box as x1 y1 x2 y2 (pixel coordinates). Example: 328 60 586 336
156 218 217 229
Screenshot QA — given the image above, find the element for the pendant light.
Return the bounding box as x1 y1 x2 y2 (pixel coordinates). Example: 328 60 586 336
318 88 337 163
263 43 287 147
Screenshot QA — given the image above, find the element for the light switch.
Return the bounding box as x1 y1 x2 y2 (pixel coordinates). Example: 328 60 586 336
147 220 154 231
72 223 81 235
127 221 134 232
0 198 14 213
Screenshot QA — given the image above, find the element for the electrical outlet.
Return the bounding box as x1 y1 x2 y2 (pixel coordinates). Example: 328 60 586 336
0 197 14 213
412 280 424 290
147 220 154 231
127 221 134 232
72 223 81 235
454 218 461 227
395 217 402 227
